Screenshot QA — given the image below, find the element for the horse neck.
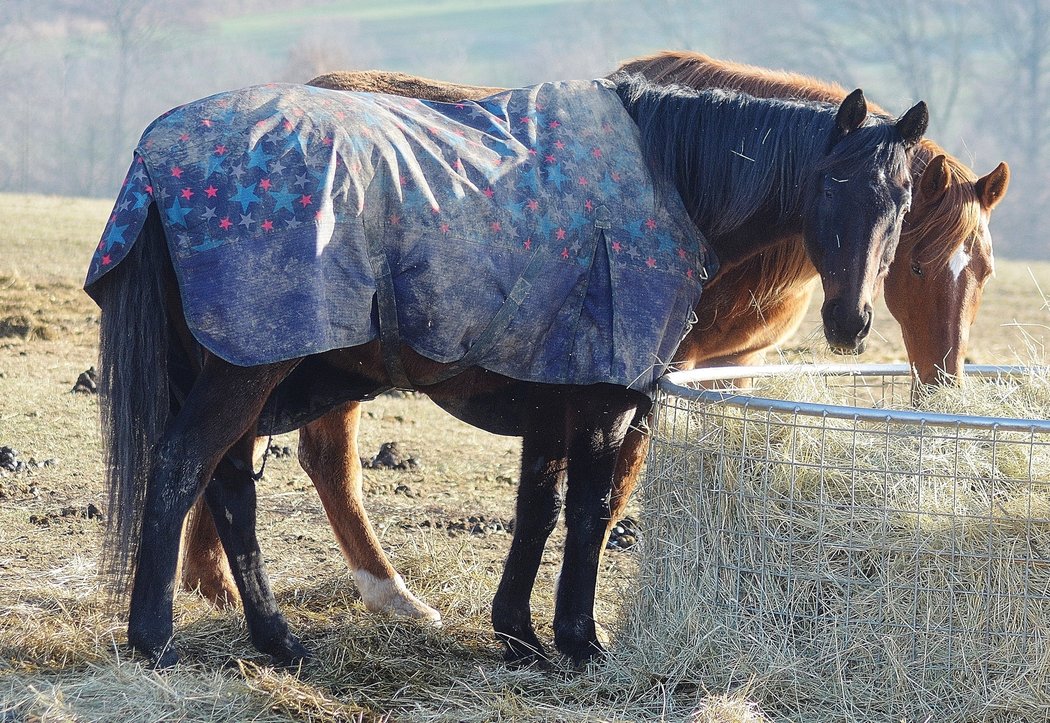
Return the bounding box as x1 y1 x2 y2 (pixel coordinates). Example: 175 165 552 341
707 215 806 270
700 233 816 317
616 81 833 269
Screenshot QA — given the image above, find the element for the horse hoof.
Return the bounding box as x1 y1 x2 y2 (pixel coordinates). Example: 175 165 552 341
265 633 312 668
355 571 442 625
497 632 549 667
569 642 604 668
134 643 180 669
128 627 181 669
554 621 605 666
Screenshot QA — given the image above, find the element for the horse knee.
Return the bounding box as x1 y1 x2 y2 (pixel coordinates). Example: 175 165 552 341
539 491 562 534
516 489 561 544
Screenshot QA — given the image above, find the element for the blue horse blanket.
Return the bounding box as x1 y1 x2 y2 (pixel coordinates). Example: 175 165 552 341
86 80 717 393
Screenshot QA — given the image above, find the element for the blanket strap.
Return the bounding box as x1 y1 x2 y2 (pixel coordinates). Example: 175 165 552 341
420 210 616 384
414 254 542 387
368 242 547 390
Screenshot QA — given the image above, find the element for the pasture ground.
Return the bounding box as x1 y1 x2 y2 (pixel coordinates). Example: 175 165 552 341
1 192 1047 721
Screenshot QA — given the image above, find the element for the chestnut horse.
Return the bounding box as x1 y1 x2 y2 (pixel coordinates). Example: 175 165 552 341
183 55 1001 639
93 71 928 667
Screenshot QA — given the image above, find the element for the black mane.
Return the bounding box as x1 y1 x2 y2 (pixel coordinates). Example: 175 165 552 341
612 73 910 242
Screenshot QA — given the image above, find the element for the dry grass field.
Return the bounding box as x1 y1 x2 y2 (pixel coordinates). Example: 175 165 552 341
0 191 1047 721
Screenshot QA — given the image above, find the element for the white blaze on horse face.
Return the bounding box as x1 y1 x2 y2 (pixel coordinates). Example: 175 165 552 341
949 246 971 282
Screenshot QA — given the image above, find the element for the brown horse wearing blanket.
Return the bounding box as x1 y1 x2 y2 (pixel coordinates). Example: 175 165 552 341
181 54 1005 637
93 72 927 667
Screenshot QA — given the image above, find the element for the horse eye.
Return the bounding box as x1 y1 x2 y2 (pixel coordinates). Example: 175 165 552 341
824 188 834 199
911 262 923 277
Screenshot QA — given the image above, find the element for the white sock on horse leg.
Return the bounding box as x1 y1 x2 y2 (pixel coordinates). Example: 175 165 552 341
352 569 442 625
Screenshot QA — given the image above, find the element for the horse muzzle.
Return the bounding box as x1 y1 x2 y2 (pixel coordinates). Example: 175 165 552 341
821 300 873 354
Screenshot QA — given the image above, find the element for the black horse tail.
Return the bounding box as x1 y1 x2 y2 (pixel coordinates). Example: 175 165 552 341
95 203 170 599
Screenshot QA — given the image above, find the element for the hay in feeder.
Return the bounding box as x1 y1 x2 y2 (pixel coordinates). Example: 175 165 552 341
621 366 1050 722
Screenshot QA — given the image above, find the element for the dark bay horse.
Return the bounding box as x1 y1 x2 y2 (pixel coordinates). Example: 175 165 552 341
180 55 1001 637
91 74 927 667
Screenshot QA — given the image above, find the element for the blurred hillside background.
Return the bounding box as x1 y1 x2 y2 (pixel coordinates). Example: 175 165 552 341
0 0 1046 258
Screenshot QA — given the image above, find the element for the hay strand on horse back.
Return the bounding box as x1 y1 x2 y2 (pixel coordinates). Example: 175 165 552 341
624 364 1050 722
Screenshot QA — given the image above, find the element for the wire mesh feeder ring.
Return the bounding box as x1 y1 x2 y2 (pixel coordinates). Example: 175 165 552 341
622 363 1050 722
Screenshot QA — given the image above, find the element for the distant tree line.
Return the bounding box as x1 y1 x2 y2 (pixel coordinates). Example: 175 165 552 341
1 0 1045 258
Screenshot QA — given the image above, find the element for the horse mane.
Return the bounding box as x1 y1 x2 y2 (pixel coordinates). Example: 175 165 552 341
620 50 859 109
905 150 983 267
612 73 909 245
619 50 984 266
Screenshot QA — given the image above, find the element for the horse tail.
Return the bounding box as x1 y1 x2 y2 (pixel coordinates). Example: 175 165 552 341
95 203 171 599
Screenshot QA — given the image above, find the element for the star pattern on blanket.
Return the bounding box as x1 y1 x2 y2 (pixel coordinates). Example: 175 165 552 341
89 82 707 284
86 80 717 395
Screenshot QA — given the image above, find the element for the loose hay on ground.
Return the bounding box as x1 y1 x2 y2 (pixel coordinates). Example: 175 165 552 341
623 365 1050 722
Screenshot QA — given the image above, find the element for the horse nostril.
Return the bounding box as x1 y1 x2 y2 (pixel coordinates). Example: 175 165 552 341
858 304 873 339
824 301 840 327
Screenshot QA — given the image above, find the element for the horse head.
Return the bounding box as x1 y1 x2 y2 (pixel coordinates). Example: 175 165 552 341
884 154 1010 389
804 90 928 353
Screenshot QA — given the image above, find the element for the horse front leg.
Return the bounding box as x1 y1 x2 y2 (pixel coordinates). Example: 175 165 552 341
127 357 296 667
605 422 648 551
554 386 638 665
491 399 567 664
298 401 440 622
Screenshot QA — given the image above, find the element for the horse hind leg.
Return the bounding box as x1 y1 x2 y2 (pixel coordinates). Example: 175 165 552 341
127 357 297 667
179 495 240 607
204 434 310 666
177 436 276 608
298 401 440 623
178 437 290 609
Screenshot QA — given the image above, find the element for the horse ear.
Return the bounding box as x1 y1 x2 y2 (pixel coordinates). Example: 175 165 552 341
975 161 1010 210
917 154 951 204
896 101 928 147
836 89 867 134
